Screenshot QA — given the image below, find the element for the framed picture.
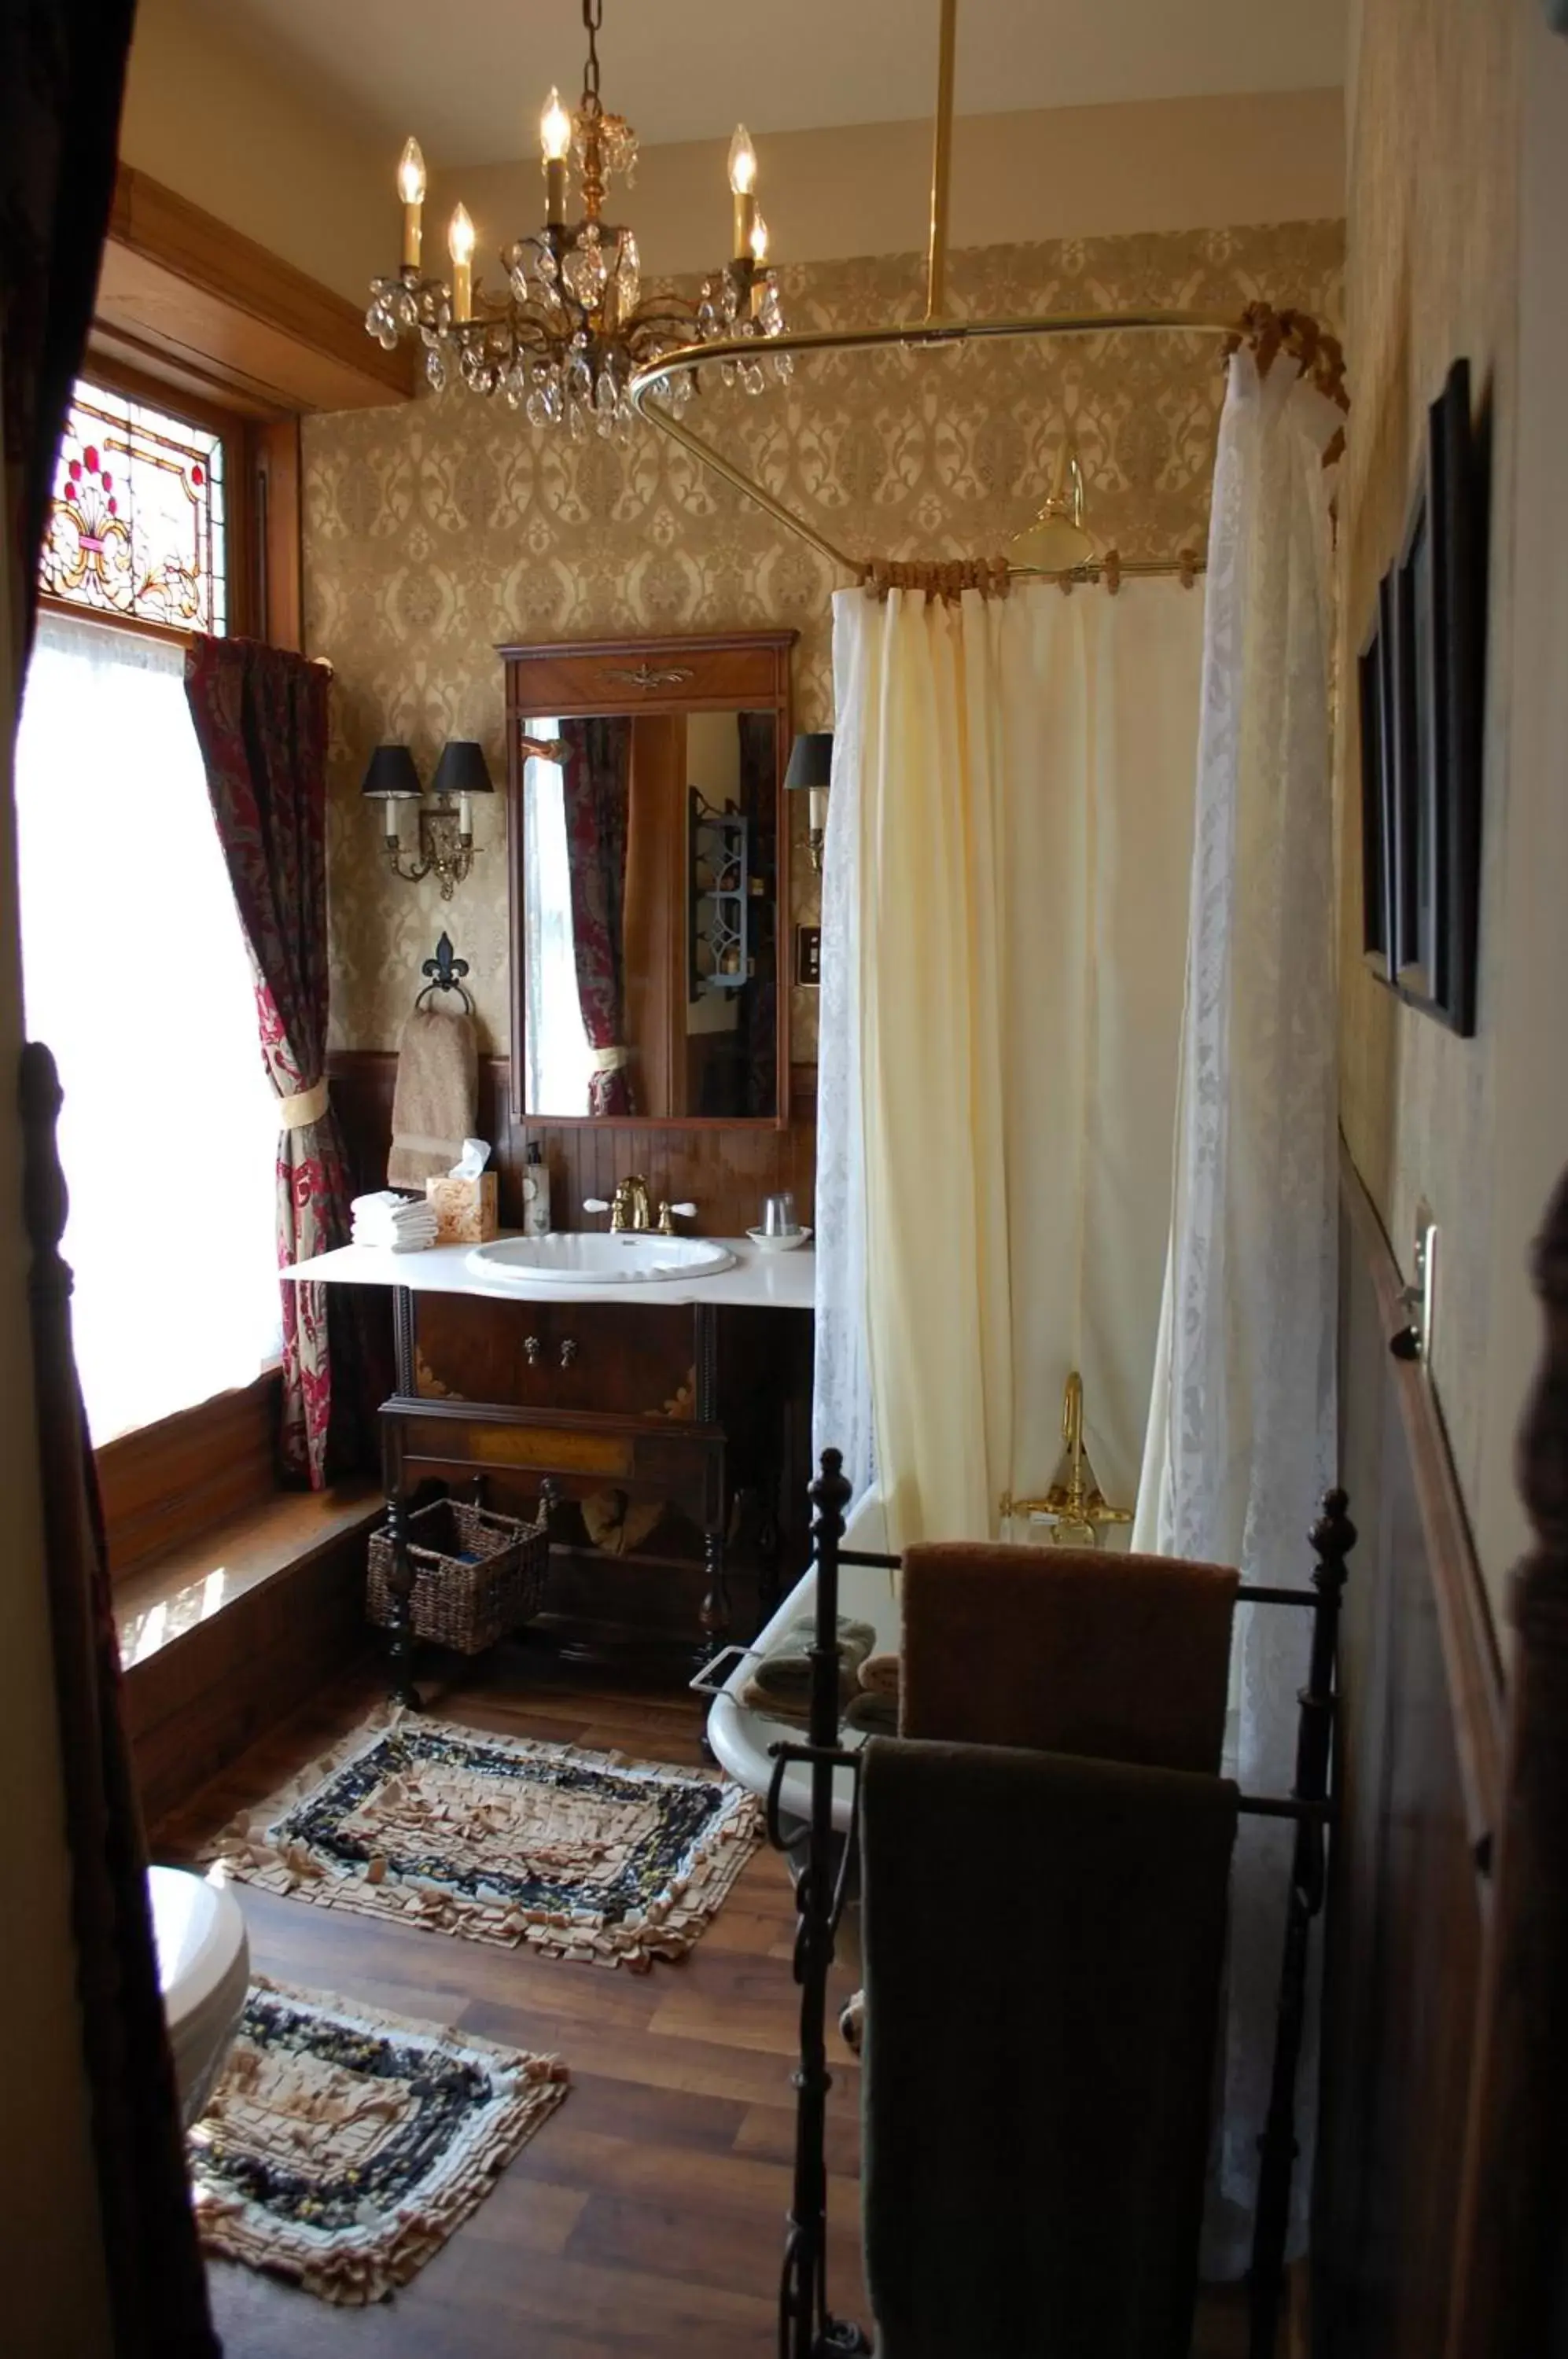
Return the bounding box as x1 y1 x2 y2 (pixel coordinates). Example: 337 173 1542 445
1386 358 1485 1036
1356 601 1395 980
1392 486 1437 1003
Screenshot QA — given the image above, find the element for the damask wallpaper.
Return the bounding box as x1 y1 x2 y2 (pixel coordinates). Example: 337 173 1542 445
304 219 1343 1054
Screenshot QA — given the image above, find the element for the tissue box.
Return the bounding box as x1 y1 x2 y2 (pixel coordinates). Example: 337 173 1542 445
425 1172 499 1244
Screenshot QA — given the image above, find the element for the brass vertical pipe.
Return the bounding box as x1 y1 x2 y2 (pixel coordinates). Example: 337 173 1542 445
924 0 958 320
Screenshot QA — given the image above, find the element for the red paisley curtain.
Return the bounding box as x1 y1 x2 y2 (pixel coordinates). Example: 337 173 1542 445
185 633 358 1488
561 715 635 1116
4 6 223 2353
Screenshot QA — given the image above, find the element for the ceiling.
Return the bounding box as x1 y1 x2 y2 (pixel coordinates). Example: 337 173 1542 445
202 0 1347 166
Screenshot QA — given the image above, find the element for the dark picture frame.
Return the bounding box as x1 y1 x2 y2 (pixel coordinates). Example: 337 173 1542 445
1357 598 1395 980
1385 358 1486 1035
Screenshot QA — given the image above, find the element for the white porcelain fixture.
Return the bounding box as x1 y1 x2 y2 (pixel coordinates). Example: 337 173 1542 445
148 1864 250 2127
467 1232 737 1286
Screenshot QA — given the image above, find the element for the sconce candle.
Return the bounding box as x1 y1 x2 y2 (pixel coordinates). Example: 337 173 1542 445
432 740 493 865
785 730 834 873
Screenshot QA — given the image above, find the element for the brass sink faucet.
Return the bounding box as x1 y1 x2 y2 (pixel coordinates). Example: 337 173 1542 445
610 1175 652 1231
583 1175 697 1234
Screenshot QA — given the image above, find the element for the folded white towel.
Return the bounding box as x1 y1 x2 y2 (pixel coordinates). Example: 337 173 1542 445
352 1190 433 1220
353 1188 440 1252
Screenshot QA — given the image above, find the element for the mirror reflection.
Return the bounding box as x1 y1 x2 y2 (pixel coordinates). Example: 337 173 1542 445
521 708 780 1119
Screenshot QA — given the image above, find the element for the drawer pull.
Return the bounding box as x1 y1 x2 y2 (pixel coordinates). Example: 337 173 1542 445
524 1334 543 1367
558 1337 579 1368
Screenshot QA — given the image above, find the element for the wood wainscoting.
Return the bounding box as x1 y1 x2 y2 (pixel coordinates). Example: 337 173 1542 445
1316 1148 1504 2354
1317 1142 1568 2356
326 1050 817 1236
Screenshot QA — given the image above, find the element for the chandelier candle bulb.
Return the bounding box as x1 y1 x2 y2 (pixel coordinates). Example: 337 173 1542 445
458 793 473 838
447 204 475 323
364 7 790 425
541 86 572 225
749 212 769 315
729 123 757 261
397 137 426 269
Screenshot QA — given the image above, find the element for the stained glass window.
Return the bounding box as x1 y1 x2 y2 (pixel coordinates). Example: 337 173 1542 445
40 380 226 634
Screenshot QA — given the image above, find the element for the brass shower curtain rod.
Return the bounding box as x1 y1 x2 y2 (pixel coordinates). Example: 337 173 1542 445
627 0 1344 582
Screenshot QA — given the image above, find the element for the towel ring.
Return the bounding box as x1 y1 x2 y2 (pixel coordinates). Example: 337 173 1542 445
414 930 474 1015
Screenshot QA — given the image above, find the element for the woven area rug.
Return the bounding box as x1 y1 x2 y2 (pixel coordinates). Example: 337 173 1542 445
204 1708 764 1971
191 1976 568 2304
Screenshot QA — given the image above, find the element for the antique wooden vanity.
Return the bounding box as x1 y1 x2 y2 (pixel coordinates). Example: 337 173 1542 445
309 627 815 1693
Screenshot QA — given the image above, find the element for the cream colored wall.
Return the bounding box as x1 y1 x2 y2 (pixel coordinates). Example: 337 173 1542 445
0 370 113 2353
118 0 392 301
457 86 1346 279
1472 9 1568 1585
1336 0 1568 1609
117 16 1344 316
302 219 1343 1059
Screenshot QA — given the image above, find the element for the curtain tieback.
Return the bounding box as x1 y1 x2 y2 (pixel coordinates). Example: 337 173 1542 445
278 1078 329 1130
589 1045 629 1073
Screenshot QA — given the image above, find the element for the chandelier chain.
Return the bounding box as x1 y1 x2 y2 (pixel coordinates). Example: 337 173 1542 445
581 0 603 117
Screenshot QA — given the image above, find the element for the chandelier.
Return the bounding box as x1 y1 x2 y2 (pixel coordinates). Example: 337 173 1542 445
364 0 792 438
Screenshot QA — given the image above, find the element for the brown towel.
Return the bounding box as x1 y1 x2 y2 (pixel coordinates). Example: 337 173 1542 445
387 1005 477 1187
861 1736 1239 2359
900 1542 1238 1773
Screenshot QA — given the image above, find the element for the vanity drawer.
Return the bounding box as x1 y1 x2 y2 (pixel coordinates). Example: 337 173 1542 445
388 1408 723 1522
414 1295 697 1418
507 639 784 718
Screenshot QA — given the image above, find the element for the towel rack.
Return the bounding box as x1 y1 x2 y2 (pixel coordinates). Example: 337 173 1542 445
763 1454 1358 2359
414 931 474 1014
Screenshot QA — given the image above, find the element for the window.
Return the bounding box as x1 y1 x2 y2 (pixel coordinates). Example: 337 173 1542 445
40 379 227 635
522 729 595 1113
16 609 280 1444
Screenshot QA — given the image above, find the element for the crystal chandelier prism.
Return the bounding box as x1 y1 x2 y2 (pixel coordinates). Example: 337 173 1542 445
365 0 792 439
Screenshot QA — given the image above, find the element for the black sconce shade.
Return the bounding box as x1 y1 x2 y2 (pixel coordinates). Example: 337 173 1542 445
785 731 834 791
360 744 423 800
431 740 495 800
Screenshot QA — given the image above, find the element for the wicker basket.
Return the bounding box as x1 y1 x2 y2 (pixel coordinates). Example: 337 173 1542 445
366 1496 549 1655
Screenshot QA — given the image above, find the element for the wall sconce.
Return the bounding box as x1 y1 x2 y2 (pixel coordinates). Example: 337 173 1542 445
360 739 495 900
785 730 834 872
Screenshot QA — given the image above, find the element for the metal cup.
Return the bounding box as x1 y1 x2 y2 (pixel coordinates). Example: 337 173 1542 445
762 1191 797 1237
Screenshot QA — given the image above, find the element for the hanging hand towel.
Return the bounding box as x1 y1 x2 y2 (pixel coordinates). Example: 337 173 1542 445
387 1003 478 1187
900 1542 1238 1773
861 1737 1239 2359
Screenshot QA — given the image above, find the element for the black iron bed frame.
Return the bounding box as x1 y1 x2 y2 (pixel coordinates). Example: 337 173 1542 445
757 1449 1356 2359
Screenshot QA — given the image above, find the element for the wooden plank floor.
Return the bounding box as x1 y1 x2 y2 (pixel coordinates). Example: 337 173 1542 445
153 1645 1253 2357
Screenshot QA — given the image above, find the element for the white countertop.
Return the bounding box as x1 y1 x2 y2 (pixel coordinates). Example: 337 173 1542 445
284 1232 816 1311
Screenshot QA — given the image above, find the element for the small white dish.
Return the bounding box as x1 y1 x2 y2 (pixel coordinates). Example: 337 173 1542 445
746 1225 812 1253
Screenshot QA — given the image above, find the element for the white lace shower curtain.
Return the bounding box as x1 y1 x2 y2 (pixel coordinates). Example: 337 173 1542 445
814 576 1202 1548
1134 347 1341 2273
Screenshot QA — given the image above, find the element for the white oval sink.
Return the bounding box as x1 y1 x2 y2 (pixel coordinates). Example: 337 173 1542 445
466 1232 737 1286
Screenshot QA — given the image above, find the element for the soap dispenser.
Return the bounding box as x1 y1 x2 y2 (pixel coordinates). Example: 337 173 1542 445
522 1140 551 1238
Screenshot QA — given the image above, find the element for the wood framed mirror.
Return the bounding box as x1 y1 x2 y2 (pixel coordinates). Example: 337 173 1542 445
501 629 797 1128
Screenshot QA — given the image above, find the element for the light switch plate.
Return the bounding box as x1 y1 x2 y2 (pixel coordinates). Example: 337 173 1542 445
1412 1202 1438 1360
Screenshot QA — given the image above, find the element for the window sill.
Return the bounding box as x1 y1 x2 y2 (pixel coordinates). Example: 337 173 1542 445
116 1478 381 1671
